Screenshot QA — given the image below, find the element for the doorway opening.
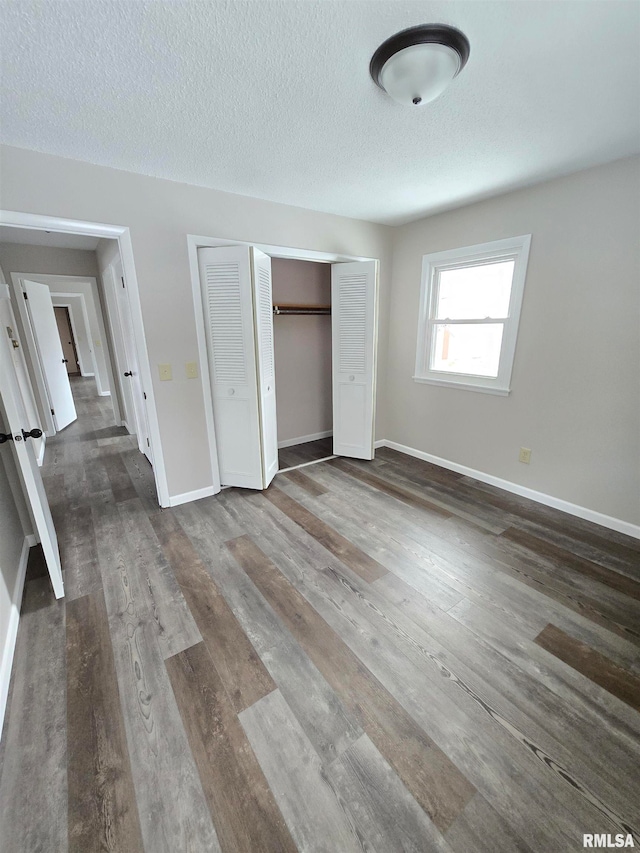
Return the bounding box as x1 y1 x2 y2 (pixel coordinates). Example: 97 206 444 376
54 307 81 376
271 257 335 472
0 209 167 600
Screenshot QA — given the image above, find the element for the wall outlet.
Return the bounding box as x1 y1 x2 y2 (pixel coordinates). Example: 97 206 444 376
158 363 172 381
185 361 198 379
519 447 532 464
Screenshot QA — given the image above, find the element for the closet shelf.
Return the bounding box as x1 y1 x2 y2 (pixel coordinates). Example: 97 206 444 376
273 303 331 316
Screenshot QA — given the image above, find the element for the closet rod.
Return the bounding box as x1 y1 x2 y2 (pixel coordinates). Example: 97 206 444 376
273 304 331 316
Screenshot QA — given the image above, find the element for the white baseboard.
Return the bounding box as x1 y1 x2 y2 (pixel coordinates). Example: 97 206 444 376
278 430 332 449
167 485 218 507
0 538 31 740
98 391 111 397
81 371 95 377
25 533 38 546
377 439 640 541
36 436 46 466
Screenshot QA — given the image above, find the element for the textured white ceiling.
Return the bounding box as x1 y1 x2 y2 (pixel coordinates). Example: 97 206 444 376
0 226 100 250
1 1 639 225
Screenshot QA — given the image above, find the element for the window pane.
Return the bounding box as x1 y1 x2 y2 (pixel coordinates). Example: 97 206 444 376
431 323 504 377
436 260 514 320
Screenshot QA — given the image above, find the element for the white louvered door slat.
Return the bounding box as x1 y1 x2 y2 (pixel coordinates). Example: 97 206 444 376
252 248 278 487
332 261 377 459
198 246 263 489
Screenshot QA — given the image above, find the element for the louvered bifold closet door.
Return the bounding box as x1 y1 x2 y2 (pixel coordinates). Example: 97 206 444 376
198 245 264 489
251 248 279 487
331 260 378 459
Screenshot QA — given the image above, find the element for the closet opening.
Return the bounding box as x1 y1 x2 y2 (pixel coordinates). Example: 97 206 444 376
190 234 378 497
271 258 335 472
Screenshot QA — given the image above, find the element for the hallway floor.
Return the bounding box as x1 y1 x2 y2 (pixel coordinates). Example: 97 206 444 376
1 376 639 852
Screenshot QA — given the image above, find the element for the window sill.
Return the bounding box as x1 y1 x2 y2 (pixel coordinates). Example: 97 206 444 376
412 375 511 396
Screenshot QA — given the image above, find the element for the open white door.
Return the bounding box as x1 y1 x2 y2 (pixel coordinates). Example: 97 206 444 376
23 279 77 431
252 248 278 487
198 245 277 489
0 285 64 598
331 260 377 460
102 260 136 433
114 258 153 464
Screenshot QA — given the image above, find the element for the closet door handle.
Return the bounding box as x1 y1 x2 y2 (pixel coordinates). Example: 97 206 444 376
124 371 133 377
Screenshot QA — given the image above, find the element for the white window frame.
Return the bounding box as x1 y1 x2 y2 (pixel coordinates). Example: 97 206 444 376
414 235 531 396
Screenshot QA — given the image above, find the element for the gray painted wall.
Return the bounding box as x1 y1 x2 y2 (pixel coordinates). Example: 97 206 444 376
387 156 640 525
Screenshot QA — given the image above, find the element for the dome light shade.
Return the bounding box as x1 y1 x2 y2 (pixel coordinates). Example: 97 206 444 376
370 24 470 107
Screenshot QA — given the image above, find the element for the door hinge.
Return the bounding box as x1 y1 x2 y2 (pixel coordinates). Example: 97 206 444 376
143 392 147 400
147 438 150 447
51 408 55 416
23 292 28 300
121 277 125 288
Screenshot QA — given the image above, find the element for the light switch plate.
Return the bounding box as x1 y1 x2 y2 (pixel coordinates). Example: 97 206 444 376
185 361 198 379
158 363 172 381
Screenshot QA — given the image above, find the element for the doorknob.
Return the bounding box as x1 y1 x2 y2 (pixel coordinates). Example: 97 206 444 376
22 429 43 440
1 429 42 443
124 371 133 377
62 358 69 363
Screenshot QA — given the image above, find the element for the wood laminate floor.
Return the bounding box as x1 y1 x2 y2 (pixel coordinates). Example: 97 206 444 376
278 436 334 470
1 376 639 852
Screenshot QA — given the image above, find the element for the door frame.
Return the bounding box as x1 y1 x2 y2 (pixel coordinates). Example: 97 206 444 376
0 210 170 507
52 302 84 375
49 294 94 378
186 233 379 491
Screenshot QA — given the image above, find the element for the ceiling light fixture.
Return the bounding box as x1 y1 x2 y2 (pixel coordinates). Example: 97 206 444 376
370 24 470 107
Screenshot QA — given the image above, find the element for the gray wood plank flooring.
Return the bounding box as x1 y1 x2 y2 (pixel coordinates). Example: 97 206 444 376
1 376 639 852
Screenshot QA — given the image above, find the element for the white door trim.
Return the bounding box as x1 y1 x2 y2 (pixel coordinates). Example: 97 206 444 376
0 210 169 506
187 233 378 491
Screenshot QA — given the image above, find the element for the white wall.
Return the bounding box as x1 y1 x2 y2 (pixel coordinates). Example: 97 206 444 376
0 145 392 500
387 156 640 527
272 258 332 443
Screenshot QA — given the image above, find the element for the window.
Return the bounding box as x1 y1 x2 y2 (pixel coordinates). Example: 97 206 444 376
414 235 531 395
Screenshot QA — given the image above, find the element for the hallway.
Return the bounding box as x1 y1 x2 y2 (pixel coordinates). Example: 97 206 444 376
1 378 639 852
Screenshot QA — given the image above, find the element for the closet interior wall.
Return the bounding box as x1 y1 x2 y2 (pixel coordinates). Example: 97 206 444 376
271 258 332 447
